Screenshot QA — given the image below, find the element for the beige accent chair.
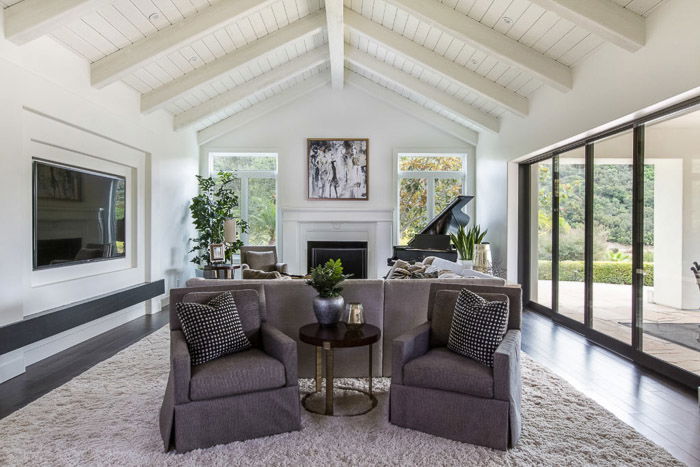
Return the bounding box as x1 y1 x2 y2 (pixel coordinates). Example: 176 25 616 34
240 246 288 278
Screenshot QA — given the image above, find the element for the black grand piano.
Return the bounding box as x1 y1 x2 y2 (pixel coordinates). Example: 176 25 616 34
389 195 474 265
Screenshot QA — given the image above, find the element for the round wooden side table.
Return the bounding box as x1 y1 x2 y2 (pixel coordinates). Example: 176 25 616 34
299 323 381 416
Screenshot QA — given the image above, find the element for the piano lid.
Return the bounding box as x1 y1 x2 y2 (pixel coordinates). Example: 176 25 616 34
418 195 473 237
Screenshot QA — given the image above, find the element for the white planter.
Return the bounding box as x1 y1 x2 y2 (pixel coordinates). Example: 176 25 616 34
458 259 473 270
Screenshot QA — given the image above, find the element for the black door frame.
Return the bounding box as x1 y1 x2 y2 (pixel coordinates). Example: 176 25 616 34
517 96 700 390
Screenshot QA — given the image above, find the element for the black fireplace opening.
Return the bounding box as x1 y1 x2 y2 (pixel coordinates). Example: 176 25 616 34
307 241 368 279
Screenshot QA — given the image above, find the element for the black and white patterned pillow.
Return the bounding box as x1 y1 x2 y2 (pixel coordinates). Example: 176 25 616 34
176 291 252 365
447 289 509 367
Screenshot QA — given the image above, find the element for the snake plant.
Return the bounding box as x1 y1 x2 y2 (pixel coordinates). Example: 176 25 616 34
449 225 488 261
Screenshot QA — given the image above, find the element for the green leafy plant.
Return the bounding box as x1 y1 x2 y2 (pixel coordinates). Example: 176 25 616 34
189 172 248 267
606 249 631 262
306 259 351 298
449 224 488 261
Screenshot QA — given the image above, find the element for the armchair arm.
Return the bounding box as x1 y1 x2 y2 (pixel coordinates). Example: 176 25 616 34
493 329 521 402
275 262 288 274
392 322 431 384
170 330 191 404
261 323 297 386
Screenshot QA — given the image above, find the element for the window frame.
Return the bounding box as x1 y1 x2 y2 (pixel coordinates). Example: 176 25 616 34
207 151 279 248
393 149 473 244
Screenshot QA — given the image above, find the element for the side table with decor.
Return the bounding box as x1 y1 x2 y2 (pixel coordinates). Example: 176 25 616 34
299 323 381 416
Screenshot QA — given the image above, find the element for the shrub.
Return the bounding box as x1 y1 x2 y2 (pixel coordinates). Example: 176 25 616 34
537 260 653 287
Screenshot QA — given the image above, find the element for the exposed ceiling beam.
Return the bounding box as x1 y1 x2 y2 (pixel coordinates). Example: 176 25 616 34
345 8 528 117
197 73 330 145
346 47 499 133
325 0 344 89
141 12 325 113
4 0 111 45
175 48 327 129
347 72 478 145
383 0 572 92
529 0 645 52
91 0 277 88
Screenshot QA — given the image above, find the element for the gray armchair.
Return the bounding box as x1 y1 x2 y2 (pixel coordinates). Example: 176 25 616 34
240 246 288 278
160 284 301 452
390 283 522 450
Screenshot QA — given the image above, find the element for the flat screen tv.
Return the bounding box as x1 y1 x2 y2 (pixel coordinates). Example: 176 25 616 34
33 160 127 270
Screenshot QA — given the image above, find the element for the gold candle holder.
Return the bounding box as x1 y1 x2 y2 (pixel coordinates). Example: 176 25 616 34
344 303 365 328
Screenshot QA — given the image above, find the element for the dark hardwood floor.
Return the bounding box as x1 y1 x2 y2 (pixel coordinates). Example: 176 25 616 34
0 308 697 464
0 310 169 420
523 309 700 466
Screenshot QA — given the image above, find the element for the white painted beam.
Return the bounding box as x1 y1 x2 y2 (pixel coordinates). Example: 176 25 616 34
384 0 572 92
197 73 330 145
4 0 111 45
346 72 478 145
325 0 344 89
345 8 528 117
141 12 324 113
346 47 499 133
529 0 645 52
91 0 277 88
175 47 327 129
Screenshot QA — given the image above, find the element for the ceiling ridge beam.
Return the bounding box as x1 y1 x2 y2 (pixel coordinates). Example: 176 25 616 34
346 71 478 145
383 0 572 92
325 0 344 89
141 11 325 113
345 47 499 133
175 47 328 129
529 0 645 52
4 0 112 45
345 8 528 117
197 72 330 145
91 0 278 88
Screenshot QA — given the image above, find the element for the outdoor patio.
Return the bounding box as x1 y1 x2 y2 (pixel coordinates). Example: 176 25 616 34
537 281 700 375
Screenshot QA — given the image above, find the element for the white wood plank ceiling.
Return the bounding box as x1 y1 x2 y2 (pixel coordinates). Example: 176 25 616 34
1 0 666 143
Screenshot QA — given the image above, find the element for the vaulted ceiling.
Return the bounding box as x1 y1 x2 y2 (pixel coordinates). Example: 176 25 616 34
2 0 665 145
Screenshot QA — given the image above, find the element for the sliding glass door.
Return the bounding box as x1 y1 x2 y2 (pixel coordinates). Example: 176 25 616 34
520 97 700 388
642 106 700 376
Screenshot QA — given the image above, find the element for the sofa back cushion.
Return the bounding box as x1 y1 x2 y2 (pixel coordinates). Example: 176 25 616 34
430 289 509 347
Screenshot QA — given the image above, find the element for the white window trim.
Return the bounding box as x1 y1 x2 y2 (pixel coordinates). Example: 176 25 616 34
206 151 279 248
393 149 475 244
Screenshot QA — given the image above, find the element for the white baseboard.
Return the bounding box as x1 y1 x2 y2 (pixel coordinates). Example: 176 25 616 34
0 304 146 384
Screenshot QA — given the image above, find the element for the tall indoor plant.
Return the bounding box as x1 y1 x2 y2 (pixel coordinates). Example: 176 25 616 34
189 172 248 272
449 224 487 268
306 259 351 327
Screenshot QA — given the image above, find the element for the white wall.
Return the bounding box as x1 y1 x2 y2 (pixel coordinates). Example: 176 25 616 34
200 84 473 264
0 14 198 382
475 0 700 280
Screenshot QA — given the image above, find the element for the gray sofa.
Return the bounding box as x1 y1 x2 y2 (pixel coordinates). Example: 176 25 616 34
160 284 301 452
390 283 522 450
183 277 515 378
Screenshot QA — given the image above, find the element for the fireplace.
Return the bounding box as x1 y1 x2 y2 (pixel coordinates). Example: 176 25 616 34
307 241 368 279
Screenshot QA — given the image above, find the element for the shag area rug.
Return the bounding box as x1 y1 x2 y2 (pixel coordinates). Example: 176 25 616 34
0 326 682 466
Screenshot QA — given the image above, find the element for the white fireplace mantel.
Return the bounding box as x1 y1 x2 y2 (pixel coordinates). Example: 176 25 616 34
281 207 394 279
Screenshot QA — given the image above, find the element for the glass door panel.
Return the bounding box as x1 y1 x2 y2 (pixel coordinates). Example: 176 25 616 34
530 160 553 308
248 177 277 246
557 147 586 322
592 131 634 344
643 106 700 376
399 178 428 245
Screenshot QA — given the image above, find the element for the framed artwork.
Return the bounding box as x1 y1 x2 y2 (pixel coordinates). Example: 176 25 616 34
209 243 226 263
36 163 82 201
307 138 369 200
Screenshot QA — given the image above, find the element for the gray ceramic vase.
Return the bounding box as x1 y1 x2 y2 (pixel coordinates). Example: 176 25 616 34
313 295 345 327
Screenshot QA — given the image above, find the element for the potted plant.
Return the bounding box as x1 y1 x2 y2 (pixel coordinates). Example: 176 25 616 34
449 224 487 269
306 259 351 327
189 172 248 277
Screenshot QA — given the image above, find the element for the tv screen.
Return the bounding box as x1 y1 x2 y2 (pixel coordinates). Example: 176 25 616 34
33 160 126 269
